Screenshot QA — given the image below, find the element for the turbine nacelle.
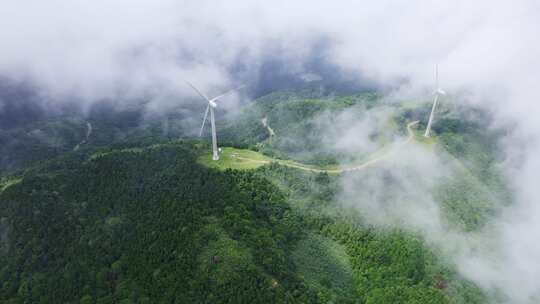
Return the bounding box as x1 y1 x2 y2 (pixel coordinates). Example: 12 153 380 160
436 88 446 95
209 100 217 108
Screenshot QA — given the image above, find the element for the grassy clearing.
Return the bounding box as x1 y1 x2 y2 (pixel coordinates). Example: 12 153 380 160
198 146 394 173
199 121 420 173
198 147 342 172
413 129 438 148
197 147 274 170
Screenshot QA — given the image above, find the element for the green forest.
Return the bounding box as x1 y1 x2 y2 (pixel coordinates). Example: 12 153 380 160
0 90 507 303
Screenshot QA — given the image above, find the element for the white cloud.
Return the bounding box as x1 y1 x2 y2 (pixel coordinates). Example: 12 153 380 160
1 1 540 301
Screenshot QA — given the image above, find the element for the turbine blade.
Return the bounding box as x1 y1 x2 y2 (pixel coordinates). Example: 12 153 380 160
199 103 210 137
210 84 246 102
185 80 210 102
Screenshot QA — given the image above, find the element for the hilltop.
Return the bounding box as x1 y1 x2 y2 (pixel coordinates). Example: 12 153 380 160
0 90 508 303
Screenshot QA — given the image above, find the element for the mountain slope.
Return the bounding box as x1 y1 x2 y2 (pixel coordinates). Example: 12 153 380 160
0 143 317 303
0 90 507 303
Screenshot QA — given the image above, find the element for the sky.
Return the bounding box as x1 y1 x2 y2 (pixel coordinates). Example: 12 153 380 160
1 1 540 302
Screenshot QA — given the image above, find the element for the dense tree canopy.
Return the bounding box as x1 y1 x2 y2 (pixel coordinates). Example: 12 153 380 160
0 90 503 303
0 144 315 303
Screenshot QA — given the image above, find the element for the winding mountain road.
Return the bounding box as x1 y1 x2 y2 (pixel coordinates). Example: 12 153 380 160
235 120 419 174
261 117 275 137
73 121 93 151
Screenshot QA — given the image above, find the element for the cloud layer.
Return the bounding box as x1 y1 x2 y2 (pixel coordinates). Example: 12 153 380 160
2 1 540 302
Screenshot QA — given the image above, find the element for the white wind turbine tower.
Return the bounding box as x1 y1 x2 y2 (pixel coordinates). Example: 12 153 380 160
424 64 446 137
186 81 244 160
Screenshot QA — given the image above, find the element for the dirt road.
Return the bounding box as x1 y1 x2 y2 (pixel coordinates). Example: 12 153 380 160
237 120 419 174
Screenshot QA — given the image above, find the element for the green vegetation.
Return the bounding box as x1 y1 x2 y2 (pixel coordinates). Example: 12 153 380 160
0 138 492 303
0 102 188 176
256 164 488 304
292 233 356 302
393 101 510 231
220 91 388 166
0 118 86 174
0 178 21 194
432 112 511 231
0 89 508 303
197 147 329 173
197 147 273 170
201 119 419 174
0 143 317 303
196 147 347 173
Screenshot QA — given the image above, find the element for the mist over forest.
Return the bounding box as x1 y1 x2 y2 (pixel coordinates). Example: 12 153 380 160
1 1 539 303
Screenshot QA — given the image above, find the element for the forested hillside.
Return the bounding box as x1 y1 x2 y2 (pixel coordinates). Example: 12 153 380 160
0 101 192 176
220 91 385 166
0 90 508 303
0 143 315 303
257 164 488 303
0 141 492 303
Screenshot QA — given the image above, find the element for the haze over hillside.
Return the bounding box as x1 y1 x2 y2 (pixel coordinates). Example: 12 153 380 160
1 1 540 303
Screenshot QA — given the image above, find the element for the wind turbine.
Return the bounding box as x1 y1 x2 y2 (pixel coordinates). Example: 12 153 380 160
186 81 244 160
424 64 446 137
